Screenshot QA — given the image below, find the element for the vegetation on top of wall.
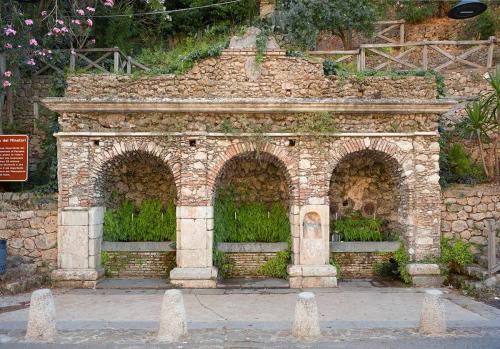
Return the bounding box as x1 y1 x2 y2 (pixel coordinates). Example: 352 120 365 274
214 188 290 243
255 28 271 64
291 112 338 133
136 23 235 75
103 199 176 242
333 212 395 242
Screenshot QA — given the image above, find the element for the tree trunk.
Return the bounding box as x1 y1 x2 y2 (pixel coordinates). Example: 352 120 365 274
477 130 490 178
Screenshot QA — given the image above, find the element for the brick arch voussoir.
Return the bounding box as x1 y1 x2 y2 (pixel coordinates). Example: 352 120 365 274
207 142 299 206
91 140 181 204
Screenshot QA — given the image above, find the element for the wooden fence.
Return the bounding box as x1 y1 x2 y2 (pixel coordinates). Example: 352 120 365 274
312 36 498 72
33 47 150 76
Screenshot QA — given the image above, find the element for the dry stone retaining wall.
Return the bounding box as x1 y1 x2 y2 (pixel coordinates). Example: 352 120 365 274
441 184 500 258
333 252 393 279
103 251 176 278
0 192 58 273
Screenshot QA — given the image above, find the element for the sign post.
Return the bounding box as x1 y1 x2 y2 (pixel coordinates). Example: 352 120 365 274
0 135 29 182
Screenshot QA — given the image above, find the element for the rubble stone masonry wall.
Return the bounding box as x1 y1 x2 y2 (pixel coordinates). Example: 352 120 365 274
0 192 58 273
441 184 500 259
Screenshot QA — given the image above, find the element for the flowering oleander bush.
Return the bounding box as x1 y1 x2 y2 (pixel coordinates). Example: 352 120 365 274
0 0 114 91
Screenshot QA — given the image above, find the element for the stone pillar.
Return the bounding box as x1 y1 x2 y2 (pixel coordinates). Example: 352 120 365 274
170 206 217 288
169 137 217 288
410 138 441 260
51 206 104 287
288 203 337 288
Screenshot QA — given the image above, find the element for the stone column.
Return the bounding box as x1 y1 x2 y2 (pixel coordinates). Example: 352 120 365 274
170 137 217 288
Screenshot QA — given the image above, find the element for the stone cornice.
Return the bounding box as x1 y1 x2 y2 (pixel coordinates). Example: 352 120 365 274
55 131 439 138
42 97 457 114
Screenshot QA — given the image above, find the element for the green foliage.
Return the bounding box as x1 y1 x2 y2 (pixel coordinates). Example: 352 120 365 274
277 0 378 49
259 250 290 279
103 199 176 242
333 212 384 242
136 23 233 75
255 29 271 64
323 59 348 77
355 69 445 97
213 249 235 279
460 6 499 40
214 189 290 243
440 142 487 185
292 112 337 133
393 243 412 284
329 255 341 280
374 259 397 278
100 251 111 277
440 237 474 271
396 1 436 24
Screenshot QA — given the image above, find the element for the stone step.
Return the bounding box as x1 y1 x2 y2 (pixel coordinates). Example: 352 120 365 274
464 264 489 281
477 255 489 269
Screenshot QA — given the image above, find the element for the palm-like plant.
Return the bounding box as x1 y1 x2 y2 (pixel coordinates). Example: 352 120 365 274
484 66 500 176
463 100 495 177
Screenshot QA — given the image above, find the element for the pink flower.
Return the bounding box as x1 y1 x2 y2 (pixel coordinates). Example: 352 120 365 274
71 19 81 25
47 31 53 36
52 27 61 34
86 7 96 12
25 19 34 26
41 11 48 17
4 71 12 77
104 0 114 7
86 19 93 27
61 26 69 33
56 19 64 25
91 38 96 44
70 48 76 56
4 43 12 49
3 80 11 88
25 58 36 66
4 25 16 36
77 9 85 16
29 38 38 46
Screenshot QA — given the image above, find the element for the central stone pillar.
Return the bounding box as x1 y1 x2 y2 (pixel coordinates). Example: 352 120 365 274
288 204 337 288
170 206 217 288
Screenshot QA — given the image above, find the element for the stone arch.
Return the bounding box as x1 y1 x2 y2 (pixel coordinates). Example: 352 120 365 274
90 140 181 206
207 142 299 206
327 138 413 242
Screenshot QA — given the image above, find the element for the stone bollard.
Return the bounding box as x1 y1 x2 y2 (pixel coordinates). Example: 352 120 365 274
292 292 321 339
158 289 188 342
419 289 446 335
25 289 57 342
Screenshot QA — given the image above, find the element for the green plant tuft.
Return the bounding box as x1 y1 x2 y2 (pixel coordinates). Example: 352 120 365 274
393 243 412 284
103 199 176 242
333 212 385 242
258 250 290 279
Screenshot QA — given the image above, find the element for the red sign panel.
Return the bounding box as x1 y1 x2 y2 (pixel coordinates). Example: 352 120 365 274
0 135 29 182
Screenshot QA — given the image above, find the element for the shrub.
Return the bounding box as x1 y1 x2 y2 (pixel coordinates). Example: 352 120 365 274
214 189 290 243
333 212 384 242
103 199 176 242
440 141 487 186
396 1 436 24
393 243 412 284
440 237 474 272
213 249 235 279
259 250 290 279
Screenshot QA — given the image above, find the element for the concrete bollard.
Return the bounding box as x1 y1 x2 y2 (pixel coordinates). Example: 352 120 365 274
292 292 321 339
158 289 188 342
419 289 446 335
25 289 57 342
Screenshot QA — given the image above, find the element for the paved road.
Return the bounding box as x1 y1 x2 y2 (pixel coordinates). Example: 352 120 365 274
0 284 499 348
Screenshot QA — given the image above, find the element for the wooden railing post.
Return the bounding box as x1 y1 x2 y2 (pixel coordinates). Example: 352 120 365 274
69 52 76 71
399 22 405 44
113 47 120 73
360 47 366 71
422 41 428 70
127 56 132 74
487 36 495 69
